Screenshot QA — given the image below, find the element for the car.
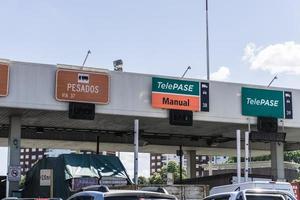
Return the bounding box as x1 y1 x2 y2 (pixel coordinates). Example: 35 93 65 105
204 189 296 200
67 187 177 200
81 185 110 192
139 186 169 194
204 181 297 200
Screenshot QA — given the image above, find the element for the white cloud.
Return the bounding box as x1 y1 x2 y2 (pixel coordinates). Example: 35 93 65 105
242 42 257 62
210 66 231 81
243 41 300 75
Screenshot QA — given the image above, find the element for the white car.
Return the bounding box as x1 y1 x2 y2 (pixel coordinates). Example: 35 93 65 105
67 189 177 200
204 181 296 200
204 189 296 200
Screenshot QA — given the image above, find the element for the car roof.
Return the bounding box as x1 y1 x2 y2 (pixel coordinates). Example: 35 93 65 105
210 181 293 195
204 189 296 200
70 190 176 199
104 190 175 198
68 191 105 199
139 186 169 194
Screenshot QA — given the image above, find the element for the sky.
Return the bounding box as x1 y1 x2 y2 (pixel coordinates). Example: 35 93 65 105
0 148 8 175
0 0 300 177
0 0 300 88
119 152 150 179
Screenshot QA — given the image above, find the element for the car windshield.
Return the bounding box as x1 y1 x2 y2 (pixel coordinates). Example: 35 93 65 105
246 194 285 200
204 194 231 200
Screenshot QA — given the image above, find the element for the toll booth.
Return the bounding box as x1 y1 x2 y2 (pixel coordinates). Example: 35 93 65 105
1 60 300 196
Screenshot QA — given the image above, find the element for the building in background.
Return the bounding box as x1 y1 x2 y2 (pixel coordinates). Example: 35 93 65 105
20 148 46 175
150 153 165 174
150 153 211 177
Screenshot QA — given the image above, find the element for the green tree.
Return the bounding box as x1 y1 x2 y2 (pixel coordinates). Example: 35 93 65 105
226 157 237 163
138 176 148 185
149 161 187 184
149 172 163 184
226 155 271 163
226 151 300 164
19 175 26 189
284 151 300 163
252 155 271 161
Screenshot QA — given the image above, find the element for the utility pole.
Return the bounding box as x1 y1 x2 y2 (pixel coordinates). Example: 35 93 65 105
179 145 183 183
205 0 210 80
134 119 139 185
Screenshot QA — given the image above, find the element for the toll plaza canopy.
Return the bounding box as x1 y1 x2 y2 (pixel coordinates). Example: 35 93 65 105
0 59 300 155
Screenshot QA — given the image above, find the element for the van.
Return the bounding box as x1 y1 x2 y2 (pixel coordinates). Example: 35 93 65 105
204 181 296 200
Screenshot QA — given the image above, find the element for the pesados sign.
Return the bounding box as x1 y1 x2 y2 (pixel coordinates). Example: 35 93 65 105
152 77 200 111
242 87 293 119
0 62 9 96
55 68 109 104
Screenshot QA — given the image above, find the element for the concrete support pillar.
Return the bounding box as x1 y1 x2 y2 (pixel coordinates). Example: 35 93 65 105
186 150 196 178
7 116 21 197
208 156 213 176
271 142 285 181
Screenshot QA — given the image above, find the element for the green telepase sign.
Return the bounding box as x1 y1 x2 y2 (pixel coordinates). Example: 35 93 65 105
152 77 199 96
241 87 284 118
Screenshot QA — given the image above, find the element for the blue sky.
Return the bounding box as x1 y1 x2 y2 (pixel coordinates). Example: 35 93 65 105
1 0 300 176
1 0 300 88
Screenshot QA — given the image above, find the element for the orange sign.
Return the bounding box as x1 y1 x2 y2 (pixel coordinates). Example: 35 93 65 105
55 68 109 104
152 93 200 111
0 63 9 96
152 77 200 111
